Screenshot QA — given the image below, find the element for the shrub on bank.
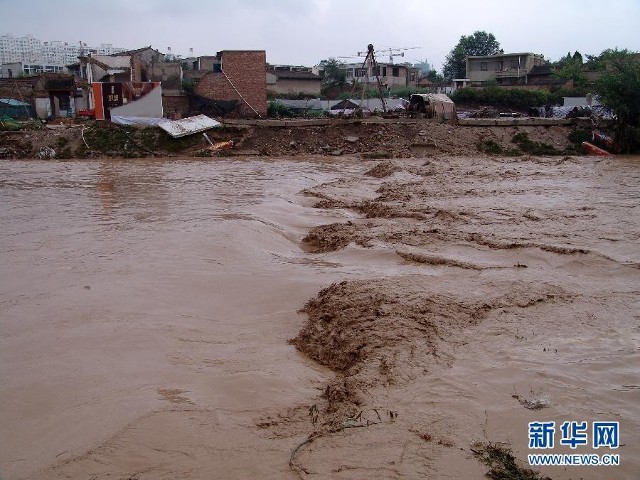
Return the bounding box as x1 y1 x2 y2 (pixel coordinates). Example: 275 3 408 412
452 86 588 111
267 100 325 118
453 87 548 110
267 100 292 117
81 124 202 156
477 131 585 156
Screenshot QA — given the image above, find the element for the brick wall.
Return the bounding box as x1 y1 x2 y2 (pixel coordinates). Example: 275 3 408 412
0 78 38 103
195 50 267 117
131 56 143 82
162 94 190 119
0 75 64 103
148 63 182 92
268 78 321 96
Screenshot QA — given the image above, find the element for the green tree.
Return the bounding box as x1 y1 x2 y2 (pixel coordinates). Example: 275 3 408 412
427 70 444 83
585 52 607 71
443 31 502 80
319 58 346 87
593 49 640 153
555 51 576 68
553 51 588 88
572 51 583 64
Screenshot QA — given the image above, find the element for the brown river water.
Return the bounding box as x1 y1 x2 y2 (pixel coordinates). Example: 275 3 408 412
0 156 638 479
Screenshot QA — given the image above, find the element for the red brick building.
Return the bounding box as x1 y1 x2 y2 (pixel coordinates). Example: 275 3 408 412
195 50 267 117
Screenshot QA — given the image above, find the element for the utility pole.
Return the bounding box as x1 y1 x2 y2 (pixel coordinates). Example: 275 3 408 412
353 44 386 113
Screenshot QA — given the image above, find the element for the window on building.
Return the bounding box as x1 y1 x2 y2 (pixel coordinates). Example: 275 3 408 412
511 60 519 69
392 67 399 77
481 62 488 71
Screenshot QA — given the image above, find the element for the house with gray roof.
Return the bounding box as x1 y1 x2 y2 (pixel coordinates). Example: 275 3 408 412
267 65 322 97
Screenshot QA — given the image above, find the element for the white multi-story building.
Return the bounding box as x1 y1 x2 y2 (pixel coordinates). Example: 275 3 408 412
342 62 419 89
0 34 127 77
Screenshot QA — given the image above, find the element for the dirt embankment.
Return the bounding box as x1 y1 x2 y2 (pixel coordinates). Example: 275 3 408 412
0 119 579 159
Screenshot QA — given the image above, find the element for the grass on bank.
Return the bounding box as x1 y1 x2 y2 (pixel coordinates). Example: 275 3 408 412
477 129 590 156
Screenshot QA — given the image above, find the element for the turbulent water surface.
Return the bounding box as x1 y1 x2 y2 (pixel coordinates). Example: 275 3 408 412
0 156 638 480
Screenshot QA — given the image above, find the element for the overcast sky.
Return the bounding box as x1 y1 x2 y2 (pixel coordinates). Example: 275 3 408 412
1 0 639 70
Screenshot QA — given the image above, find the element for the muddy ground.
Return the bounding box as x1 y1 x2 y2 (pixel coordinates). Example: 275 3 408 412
0 118 580 160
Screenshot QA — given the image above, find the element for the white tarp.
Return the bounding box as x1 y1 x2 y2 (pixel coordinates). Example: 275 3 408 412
563 96 601 107
410 93 456 121
109 84 164 119
111 116 165 126
158 115 221 138
327 108 364 116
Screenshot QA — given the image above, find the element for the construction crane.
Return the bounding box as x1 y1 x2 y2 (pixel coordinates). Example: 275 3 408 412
373 46 420 64
339 46 419 63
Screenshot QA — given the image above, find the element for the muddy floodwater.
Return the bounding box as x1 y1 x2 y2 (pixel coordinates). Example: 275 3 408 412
0 155 638 480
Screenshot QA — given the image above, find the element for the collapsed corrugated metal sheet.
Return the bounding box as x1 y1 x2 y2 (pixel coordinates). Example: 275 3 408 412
158 114 221 138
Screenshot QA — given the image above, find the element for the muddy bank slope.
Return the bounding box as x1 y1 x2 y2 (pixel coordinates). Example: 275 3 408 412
0 119 578 159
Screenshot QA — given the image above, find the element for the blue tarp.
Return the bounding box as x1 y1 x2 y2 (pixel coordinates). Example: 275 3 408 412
0 98 35 120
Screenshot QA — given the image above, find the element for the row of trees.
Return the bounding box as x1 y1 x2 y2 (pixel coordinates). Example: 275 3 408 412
591 49 640 152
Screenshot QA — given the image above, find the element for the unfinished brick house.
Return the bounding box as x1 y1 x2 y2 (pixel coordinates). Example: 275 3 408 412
194 50 267 117
0 73 84 119
73 46 179 89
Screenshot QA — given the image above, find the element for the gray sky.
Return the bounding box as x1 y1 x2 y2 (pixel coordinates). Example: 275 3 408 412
1 0 639 70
